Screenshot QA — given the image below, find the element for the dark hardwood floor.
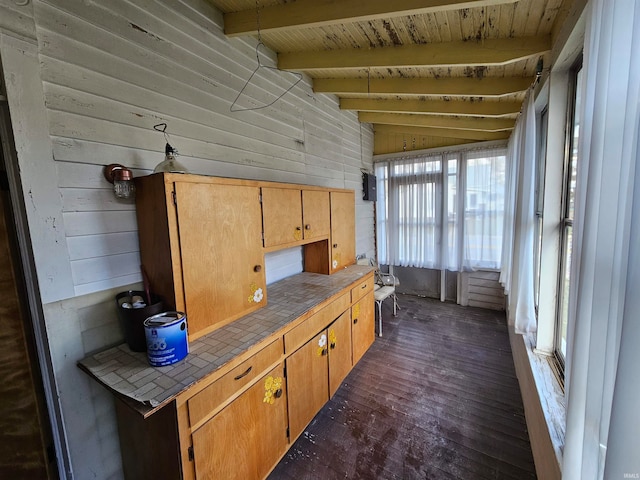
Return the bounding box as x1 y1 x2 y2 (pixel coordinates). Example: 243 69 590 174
269 294 536 480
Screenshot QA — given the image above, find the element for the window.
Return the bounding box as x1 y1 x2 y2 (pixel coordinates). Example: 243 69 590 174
378 155 444 269
375 146 506 272
534 107 549 312
464 151 506 270
556 61 583 367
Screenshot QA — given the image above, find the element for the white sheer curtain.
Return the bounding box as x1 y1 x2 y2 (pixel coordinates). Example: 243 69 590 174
375 145 507 272
385 154 444 269
375 161 389 266
463 149 507 270
563 0 640 478
499 91 537 334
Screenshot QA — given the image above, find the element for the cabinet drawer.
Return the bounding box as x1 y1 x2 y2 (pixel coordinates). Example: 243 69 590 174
284 293 349 354
188 338 283 429
192 364 288 480
351 275 374 303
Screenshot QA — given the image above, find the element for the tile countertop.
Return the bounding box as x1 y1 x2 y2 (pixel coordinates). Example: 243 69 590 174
77 265 374 417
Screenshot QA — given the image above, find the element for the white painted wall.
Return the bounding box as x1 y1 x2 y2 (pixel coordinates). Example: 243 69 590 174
0 0 375 478
35 0 374 296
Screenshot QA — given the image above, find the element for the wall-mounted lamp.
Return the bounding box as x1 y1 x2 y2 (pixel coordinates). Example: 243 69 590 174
104 164 135 199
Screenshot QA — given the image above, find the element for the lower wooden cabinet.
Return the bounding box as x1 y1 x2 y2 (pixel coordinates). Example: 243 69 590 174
192 364 288 480
287 311 353 440
114 273 375 480
287 330 330 440
328 311 352 397
352 291 375 365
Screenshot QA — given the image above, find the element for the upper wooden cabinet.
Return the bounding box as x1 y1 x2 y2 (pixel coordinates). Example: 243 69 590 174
135 173 355 339
261 187 330 248
262 187 303 248
135 174 266 341
330 191 356 273
302 190 330 241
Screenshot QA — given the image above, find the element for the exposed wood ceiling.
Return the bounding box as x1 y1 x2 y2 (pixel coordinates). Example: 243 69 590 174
206 0 570 154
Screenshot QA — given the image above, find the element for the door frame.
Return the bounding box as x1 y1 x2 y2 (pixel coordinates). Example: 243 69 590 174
0 75 69 480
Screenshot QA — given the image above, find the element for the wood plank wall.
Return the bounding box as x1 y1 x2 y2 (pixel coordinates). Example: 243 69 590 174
33 0 375 296
0 1 374 478
0 0 36 39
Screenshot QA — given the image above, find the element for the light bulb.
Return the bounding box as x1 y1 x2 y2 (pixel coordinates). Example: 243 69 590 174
154 143 188 174
114 179 135 199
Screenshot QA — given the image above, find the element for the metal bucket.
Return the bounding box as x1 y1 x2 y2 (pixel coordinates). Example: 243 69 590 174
143 311 189 367
116 291 163 352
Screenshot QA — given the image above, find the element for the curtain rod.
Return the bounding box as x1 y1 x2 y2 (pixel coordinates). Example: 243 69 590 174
373 139 508 163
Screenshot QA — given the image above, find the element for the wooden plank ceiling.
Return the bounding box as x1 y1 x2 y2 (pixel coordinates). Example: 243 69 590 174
206 0 568 154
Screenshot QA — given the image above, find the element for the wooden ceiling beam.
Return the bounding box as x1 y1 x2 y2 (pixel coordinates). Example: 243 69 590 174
341 98 521 116
374 124 511 141
223 0 519 37
314 76 534 97
360 112 515 131
279 36 551 71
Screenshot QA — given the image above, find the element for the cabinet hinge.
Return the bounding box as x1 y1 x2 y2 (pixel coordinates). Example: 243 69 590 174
283 365 287 378
259 193 262 203
188 446 194 462
286 426 290 440
172 190 177 206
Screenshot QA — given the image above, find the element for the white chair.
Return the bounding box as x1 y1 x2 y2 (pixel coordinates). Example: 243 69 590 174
373 269 398 336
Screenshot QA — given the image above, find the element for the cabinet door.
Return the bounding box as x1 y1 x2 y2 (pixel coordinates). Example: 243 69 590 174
262 187 302 247
286 331 329 440
352 291 375 365
330 191 355 272
175 182 266 340
192 364 288 480
328 311 352 397
302 190 330 240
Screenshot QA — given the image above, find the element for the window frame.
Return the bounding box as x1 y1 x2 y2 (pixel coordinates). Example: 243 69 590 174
375 145 507 271
534 106 549 314
555 57 583 375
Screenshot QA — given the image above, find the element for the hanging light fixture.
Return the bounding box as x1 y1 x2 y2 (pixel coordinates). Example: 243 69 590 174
104 164 135 199
153 123 188 173
153 142 188 174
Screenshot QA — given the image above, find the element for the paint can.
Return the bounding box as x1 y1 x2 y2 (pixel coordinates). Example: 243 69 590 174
143 311 189 367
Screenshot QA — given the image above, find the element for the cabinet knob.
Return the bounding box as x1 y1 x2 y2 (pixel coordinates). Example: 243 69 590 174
296 226 302 231
333 244 338 248
305 224 311 230
353 318 358 325
274 388 283 399
330 342 336 350
321 348 328 356
254 265 262 272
